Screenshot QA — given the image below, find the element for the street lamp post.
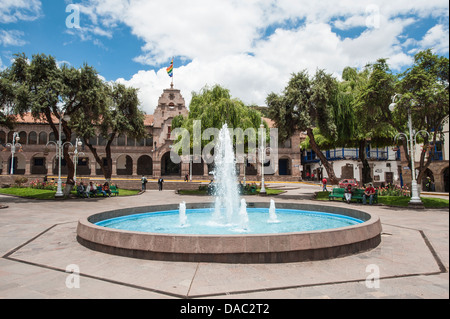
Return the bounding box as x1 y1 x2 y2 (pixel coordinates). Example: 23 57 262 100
389 94 424 208
6 132 21 175
70 138 85 185
46 113 72 198
259 121 272 195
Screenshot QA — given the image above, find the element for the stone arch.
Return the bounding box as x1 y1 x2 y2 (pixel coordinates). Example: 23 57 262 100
8 153 26 175
116 154 133 175
137 155 153 176
443 167 449 193
0 130 5 144
421 168 434 191
30 153 47 175
161 152 180 176
192 156 204 176
278 157 292 176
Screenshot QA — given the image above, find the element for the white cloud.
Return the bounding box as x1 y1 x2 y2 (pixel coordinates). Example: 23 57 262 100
75 0 449 112
0 0 42 23
418 24 449 54
0 30 27 47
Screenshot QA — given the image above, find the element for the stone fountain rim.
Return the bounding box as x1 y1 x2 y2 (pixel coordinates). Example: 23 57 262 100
76 202 382 263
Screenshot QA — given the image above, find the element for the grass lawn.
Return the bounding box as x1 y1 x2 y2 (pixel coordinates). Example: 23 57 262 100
316 191 449 208
0 187 140 200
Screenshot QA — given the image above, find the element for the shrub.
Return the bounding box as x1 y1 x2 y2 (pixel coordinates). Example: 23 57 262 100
14 177 28 187
376 184 409 197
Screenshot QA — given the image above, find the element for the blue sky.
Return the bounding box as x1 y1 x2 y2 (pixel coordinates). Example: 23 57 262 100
1 0 449 114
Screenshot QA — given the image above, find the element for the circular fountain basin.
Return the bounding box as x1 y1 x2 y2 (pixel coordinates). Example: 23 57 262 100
77 202 382 263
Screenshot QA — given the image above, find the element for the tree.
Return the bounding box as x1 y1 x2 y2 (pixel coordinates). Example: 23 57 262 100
72 83 147 180
267 70 340 184
395 49 449 186
172 84 267 160
6 53 111 195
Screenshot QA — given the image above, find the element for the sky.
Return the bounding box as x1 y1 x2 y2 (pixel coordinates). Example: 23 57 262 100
0 0 449 115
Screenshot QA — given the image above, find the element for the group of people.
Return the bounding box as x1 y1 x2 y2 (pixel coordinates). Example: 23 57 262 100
322 178 376 205
344 183 376 205
141 176 164 191
77 181 113 198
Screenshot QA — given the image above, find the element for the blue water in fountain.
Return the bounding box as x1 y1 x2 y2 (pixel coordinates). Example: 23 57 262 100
96 208 363 235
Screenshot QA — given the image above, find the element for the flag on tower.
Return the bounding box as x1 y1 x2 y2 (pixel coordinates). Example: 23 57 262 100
166 59 174 78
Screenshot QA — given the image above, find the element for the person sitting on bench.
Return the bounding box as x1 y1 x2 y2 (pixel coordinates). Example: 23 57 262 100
363 183 376 205
344 184 353 203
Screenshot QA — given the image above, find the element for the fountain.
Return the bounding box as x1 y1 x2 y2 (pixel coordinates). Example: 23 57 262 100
179 201 188 227
212 123 240 224
77 123 382 263
268 199 279 223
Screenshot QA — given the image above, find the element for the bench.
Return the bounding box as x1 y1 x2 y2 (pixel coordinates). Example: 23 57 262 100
329 187 345 201
110 185 119 196
329 187 378 204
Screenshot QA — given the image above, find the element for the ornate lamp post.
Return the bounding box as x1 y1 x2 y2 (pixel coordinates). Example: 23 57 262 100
70 138 85 185
5 132 22 175
389 94 426 208
259 121 272 195
46 113 72 198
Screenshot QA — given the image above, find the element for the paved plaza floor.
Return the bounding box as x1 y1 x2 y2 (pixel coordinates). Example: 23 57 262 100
0 182 448 300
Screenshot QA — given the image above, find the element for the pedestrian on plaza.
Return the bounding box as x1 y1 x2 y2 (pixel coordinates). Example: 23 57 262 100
363 183 376 205
306 172 310 181
158 177 164 191
322 178 328 192
141 175 148 191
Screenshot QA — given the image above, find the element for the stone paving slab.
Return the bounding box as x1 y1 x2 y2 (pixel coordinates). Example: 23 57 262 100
0 187 448 299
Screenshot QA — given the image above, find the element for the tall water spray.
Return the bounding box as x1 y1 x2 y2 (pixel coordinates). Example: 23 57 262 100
268 199 279 223
212 123 241 224
179 201 188 227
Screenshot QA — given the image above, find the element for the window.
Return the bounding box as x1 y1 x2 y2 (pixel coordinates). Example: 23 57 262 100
283 138 291 148
117 134 126 146
28 132 37 145
39 132 47 145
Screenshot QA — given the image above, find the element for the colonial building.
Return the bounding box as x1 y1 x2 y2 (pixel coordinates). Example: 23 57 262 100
0 85 304 183
303 117 449 192
2 85 447 192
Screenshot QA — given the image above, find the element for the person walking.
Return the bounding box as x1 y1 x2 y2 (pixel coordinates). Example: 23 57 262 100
141 175 148 191
158 177 164 191
322 178 327 192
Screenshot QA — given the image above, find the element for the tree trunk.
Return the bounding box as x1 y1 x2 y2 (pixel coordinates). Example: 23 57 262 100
306 128 339 184
358 140 372 185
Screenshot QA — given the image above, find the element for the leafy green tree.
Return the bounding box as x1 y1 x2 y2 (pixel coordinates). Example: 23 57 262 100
172 85 267 159
267 70 340 184
394 49 449 186
72 83 147 180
